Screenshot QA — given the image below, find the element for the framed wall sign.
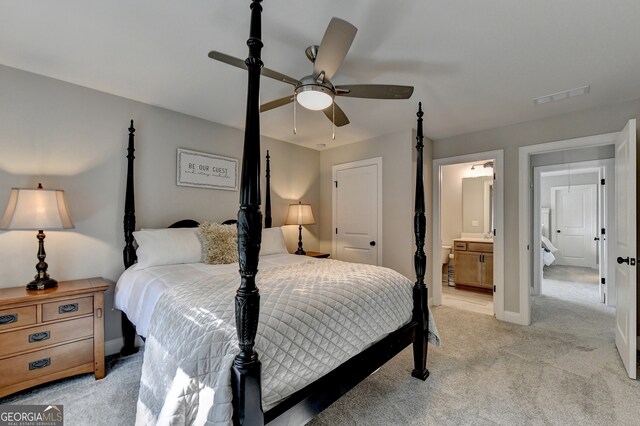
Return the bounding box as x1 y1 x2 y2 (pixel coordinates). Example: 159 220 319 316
176 148 238 191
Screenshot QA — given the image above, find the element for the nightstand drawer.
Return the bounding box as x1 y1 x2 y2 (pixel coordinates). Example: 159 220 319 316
0 306 37 331
0 278 109 397
0 338 94 388
42 296 93 322
0 316 94 358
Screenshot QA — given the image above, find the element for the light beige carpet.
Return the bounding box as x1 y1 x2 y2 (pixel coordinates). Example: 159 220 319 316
2 277 638 425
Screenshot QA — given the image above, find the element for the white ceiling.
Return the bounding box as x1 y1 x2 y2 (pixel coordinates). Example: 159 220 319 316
2 1 640 150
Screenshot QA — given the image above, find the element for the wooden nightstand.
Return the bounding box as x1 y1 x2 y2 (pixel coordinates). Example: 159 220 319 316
0 277 109 398
305 251 330 259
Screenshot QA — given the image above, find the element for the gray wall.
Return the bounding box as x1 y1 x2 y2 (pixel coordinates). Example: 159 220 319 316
0 65 320 348
440 163 466 247
433 97 640 313
319 130 432 282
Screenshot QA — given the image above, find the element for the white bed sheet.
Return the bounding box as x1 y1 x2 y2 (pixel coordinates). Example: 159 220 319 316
114 253 308 337
135 257 439 424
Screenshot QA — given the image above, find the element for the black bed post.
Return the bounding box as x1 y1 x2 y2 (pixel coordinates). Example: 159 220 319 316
265 150 272 228
232 1 265 425
411 103 430 380
121 120 139 356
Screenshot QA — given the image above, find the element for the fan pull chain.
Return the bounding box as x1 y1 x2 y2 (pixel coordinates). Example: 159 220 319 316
293 94 297 135
332 102 335 140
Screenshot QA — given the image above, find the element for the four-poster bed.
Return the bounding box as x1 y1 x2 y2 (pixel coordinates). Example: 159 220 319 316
115 1 436 424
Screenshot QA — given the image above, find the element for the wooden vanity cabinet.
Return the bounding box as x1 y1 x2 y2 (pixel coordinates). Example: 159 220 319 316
453 241 493 291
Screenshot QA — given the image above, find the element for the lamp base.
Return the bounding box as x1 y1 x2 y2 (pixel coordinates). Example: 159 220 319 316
26 278 58 291
294 225 306 255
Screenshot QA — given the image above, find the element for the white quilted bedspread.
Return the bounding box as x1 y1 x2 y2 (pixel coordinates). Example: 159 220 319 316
136 258 439 425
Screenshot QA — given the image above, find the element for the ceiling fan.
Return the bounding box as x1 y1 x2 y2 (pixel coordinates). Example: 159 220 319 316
208 17 414 127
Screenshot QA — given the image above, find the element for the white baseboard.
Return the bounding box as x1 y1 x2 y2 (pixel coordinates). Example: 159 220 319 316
502 310 529 326
105 337 145 356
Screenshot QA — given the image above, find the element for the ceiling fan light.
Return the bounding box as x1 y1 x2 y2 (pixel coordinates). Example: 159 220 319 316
295 86 334 111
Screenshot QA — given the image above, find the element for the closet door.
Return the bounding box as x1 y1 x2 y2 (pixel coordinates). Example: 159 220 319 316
333 159 381 265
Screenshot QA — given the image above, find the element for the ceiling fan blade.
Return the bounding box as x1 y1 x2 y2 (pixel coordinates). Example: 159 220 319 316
314 18 357 80
208 50 246 70
260 96 294 113
208 51 299 86
261 68 300 87
322 102 350 127
335 84 414 99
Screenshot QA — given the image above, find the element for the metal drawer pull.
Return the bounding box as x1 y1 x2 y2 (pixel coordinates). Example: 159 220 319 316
29 331 51 343
58 303 79 314
29 357 51 370
0 314 18 325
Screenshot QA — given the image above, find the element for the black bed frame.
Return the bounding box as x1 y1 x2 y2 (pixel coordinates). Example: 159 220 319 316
120 1 429 424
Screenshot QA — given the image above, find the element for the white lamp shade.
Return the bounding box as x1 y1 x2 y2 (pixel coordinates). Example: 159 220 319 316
296 90 333 111
0 187 74 230
285 202 315 226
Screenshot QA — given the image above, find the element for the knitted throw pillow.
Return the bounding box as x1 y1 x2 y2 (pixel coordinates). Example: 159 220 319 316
199 222 238 265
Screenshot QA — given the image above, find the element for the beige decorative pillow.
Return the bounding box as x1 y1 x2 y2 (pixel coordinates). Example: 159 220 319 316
199 222 238 265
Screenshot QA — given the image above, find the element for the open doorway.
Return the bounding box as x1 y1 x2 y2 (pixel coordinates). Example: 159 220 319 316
440 160 495 315
519 123 637 380
532 158 615 307
432 149 504 321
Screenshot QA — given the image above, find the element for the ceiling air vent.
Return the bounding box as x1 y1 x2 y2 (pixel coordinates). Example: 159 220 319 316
533 85 590 105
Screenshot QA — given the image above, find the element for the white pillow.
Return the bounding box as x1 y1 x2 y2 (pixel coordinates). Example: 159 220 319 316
541 234 559 254
261 227 288 256
133 228 202 270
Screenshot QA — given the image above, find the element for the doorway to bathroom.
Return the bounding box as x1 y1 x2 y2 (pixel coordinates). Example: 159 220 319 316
432 150 505 320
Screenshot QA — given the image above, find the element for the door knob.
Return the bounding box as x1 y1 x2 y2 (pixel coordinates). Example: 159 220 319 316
617 256 630 264
370 241 376 246
556 230 561 233
594 237 600 241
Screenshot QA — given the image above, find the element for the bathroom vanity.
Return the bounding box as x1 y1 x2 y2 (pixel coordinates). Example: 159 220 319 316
453 238 493 292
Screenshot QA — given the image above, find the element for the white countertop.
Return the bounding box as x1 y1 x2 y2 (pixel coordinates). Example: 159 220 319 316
453 237 493 243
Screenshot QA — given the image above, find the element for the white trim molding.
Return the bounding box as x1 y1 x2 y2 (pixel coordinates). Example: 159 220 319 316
503 310 529 326
518 131 619 326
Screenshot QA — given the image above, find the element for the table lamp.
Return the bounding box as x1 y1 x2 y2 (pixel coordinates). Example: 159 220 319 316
0 183 74 290
285 201 315 255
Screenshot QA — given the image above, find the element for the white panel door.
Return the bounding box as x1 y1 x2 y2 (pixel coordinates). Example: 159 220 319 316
334 162 380 265
614 119 637 380
551 184 597 268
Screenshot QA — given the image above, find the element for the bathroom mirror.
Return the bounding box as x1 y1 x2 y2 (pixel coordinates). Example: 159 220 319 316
462 176 494 235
